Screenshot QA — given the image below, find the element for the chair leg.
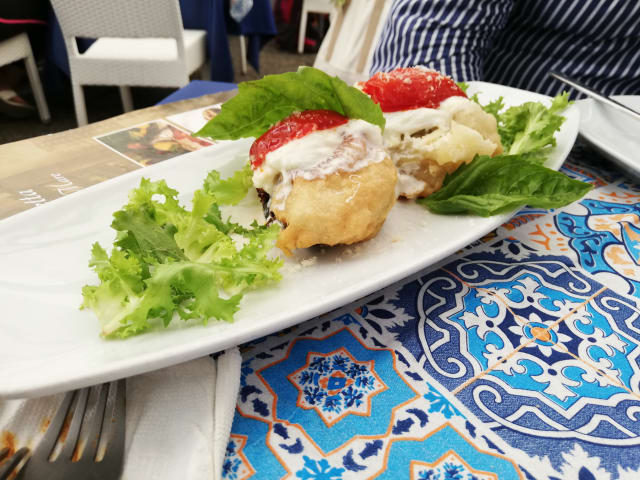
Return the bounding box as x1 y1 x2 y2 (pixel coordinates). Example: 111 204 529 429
23 47 51 123
298 8 309 53
71 82 88 126
119 86 133 112
199 60 211 81
239 36 247 74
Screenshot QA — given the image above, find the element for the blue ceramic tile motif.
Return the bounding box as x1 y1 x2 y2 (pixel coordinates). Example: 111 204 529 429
555 199 640 297
225 312 523 479
360 270 527 393
359 236 640 479
220 155 640 480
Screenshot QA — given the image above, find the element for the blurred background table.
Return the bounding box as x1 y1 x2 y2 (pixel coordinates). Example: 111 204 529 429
45 0 277 83
0 80 236 219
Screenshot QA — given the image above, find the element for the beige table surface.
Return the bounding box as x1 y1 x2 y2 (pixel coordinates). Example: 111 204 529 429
0 90 236 221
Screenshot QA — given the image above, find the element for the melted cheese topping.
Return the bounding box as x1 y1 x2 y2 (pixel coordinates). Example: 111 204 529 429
382 96 500 197
396 162 427 198
383 106 451 148
252 119 386 210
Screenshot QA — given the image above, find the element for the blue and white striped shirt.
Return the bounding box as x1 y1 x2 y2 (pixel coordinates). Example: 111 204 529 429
371 0 640 98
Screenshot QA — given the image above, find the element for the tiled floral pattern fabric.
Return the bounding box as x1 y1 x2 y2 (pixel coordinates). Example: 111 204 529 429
224 151 640 479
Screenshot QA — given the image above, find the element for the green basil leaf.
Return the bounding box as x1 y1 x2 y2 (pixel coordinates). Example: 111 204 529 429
418 155 592 217
195 66 385 139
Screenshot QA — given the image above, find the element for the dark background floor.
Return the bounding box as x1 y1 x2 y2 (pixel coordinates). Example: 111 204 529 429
0 38 316 145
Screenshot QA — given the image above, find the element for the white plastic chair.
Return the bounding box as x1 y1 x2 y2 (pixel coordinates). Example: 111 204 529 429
298 0 335 54
313 0 391 85
239 36 247 74
50 0 208 126
0 32 51 123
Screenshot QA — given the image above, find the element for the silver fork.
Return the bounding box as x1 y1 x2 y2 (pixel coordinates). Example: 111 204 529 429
0 446 29 480
19 380 126 480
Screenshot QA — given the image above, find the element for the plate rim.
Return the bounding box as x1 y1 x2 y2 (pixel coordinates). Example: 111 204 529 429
576 95 640 179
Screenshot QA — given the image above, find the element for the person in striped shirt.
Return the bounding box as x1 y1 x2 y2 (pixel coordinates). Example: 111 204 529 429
370 0 640 98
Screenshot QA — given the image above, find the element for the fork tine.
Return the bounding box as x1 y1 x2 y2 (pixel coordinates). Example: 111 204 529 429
98 380 126 470
36 390 75 461
19 382 126 480
77 383 109 463
58 388 89 461
0 447 29 480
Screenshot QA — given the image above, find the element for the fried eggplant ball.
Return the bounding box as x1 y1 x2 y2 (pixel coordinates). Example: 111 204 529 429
250 110 397 256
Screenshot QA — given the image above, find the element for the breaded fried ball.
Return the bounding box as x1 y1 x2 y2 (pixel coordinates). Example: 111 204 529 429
250 110 397 256
272 157 397 255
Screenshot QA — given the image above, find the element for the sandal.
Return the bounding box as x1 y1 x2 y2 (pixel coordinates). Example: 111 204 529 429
0 89 35 119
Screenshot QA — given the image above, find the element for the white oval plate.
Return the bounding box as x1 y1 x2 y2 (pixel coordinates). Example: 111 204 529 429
576 95 640 179
0 82 579 398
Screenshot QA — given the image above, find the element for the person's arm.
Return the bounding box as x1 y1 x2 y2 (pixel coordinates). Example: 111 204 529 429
370 0 514 81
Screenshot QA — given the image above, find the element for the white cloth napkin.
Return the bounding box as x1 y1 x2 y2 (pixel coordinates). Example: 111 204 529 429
0 348 242 480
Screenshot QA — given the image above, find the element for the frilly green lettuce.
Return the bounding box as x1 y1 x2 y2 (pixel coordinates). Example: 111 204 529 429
81 164 282 338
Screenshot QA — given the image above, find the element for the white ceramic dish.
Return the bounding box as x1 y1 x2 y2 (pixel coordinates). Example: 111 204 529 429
576 95 640 179
0 82 579 398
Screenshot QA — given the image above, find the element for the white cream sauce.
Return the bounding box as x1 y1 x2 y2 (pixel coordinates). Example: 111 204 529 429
396 162 426 198
252 119 386 210
382 96 483 197
383 107 451 147
438 95 476 116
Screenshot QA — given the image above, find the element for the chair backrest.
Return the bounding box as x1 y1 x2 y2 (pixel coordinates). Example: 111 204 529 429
314 0 391 85
51 0 184 41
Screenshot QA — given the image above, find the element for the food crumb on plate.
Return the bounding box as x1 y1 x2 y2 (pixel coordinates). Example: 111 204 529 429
300 257 317 267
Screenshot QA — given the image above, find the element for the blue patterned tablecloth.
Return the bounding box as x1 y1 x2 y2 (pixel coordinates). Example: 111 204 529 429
221 143 640 480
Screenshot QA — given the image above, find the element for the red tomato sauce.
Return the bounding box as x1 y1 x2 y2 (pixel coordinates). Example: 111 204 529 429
250 110 349 169
361 68 467 113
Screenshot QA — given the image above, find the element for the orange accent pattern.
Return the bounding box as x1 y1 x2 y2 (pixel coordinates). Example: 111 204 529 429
410 450 499 480
502 213 546 231
225 435 255 480
599 190 640 204
526 223 551 249
286 347 387 427
530 326 552 342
